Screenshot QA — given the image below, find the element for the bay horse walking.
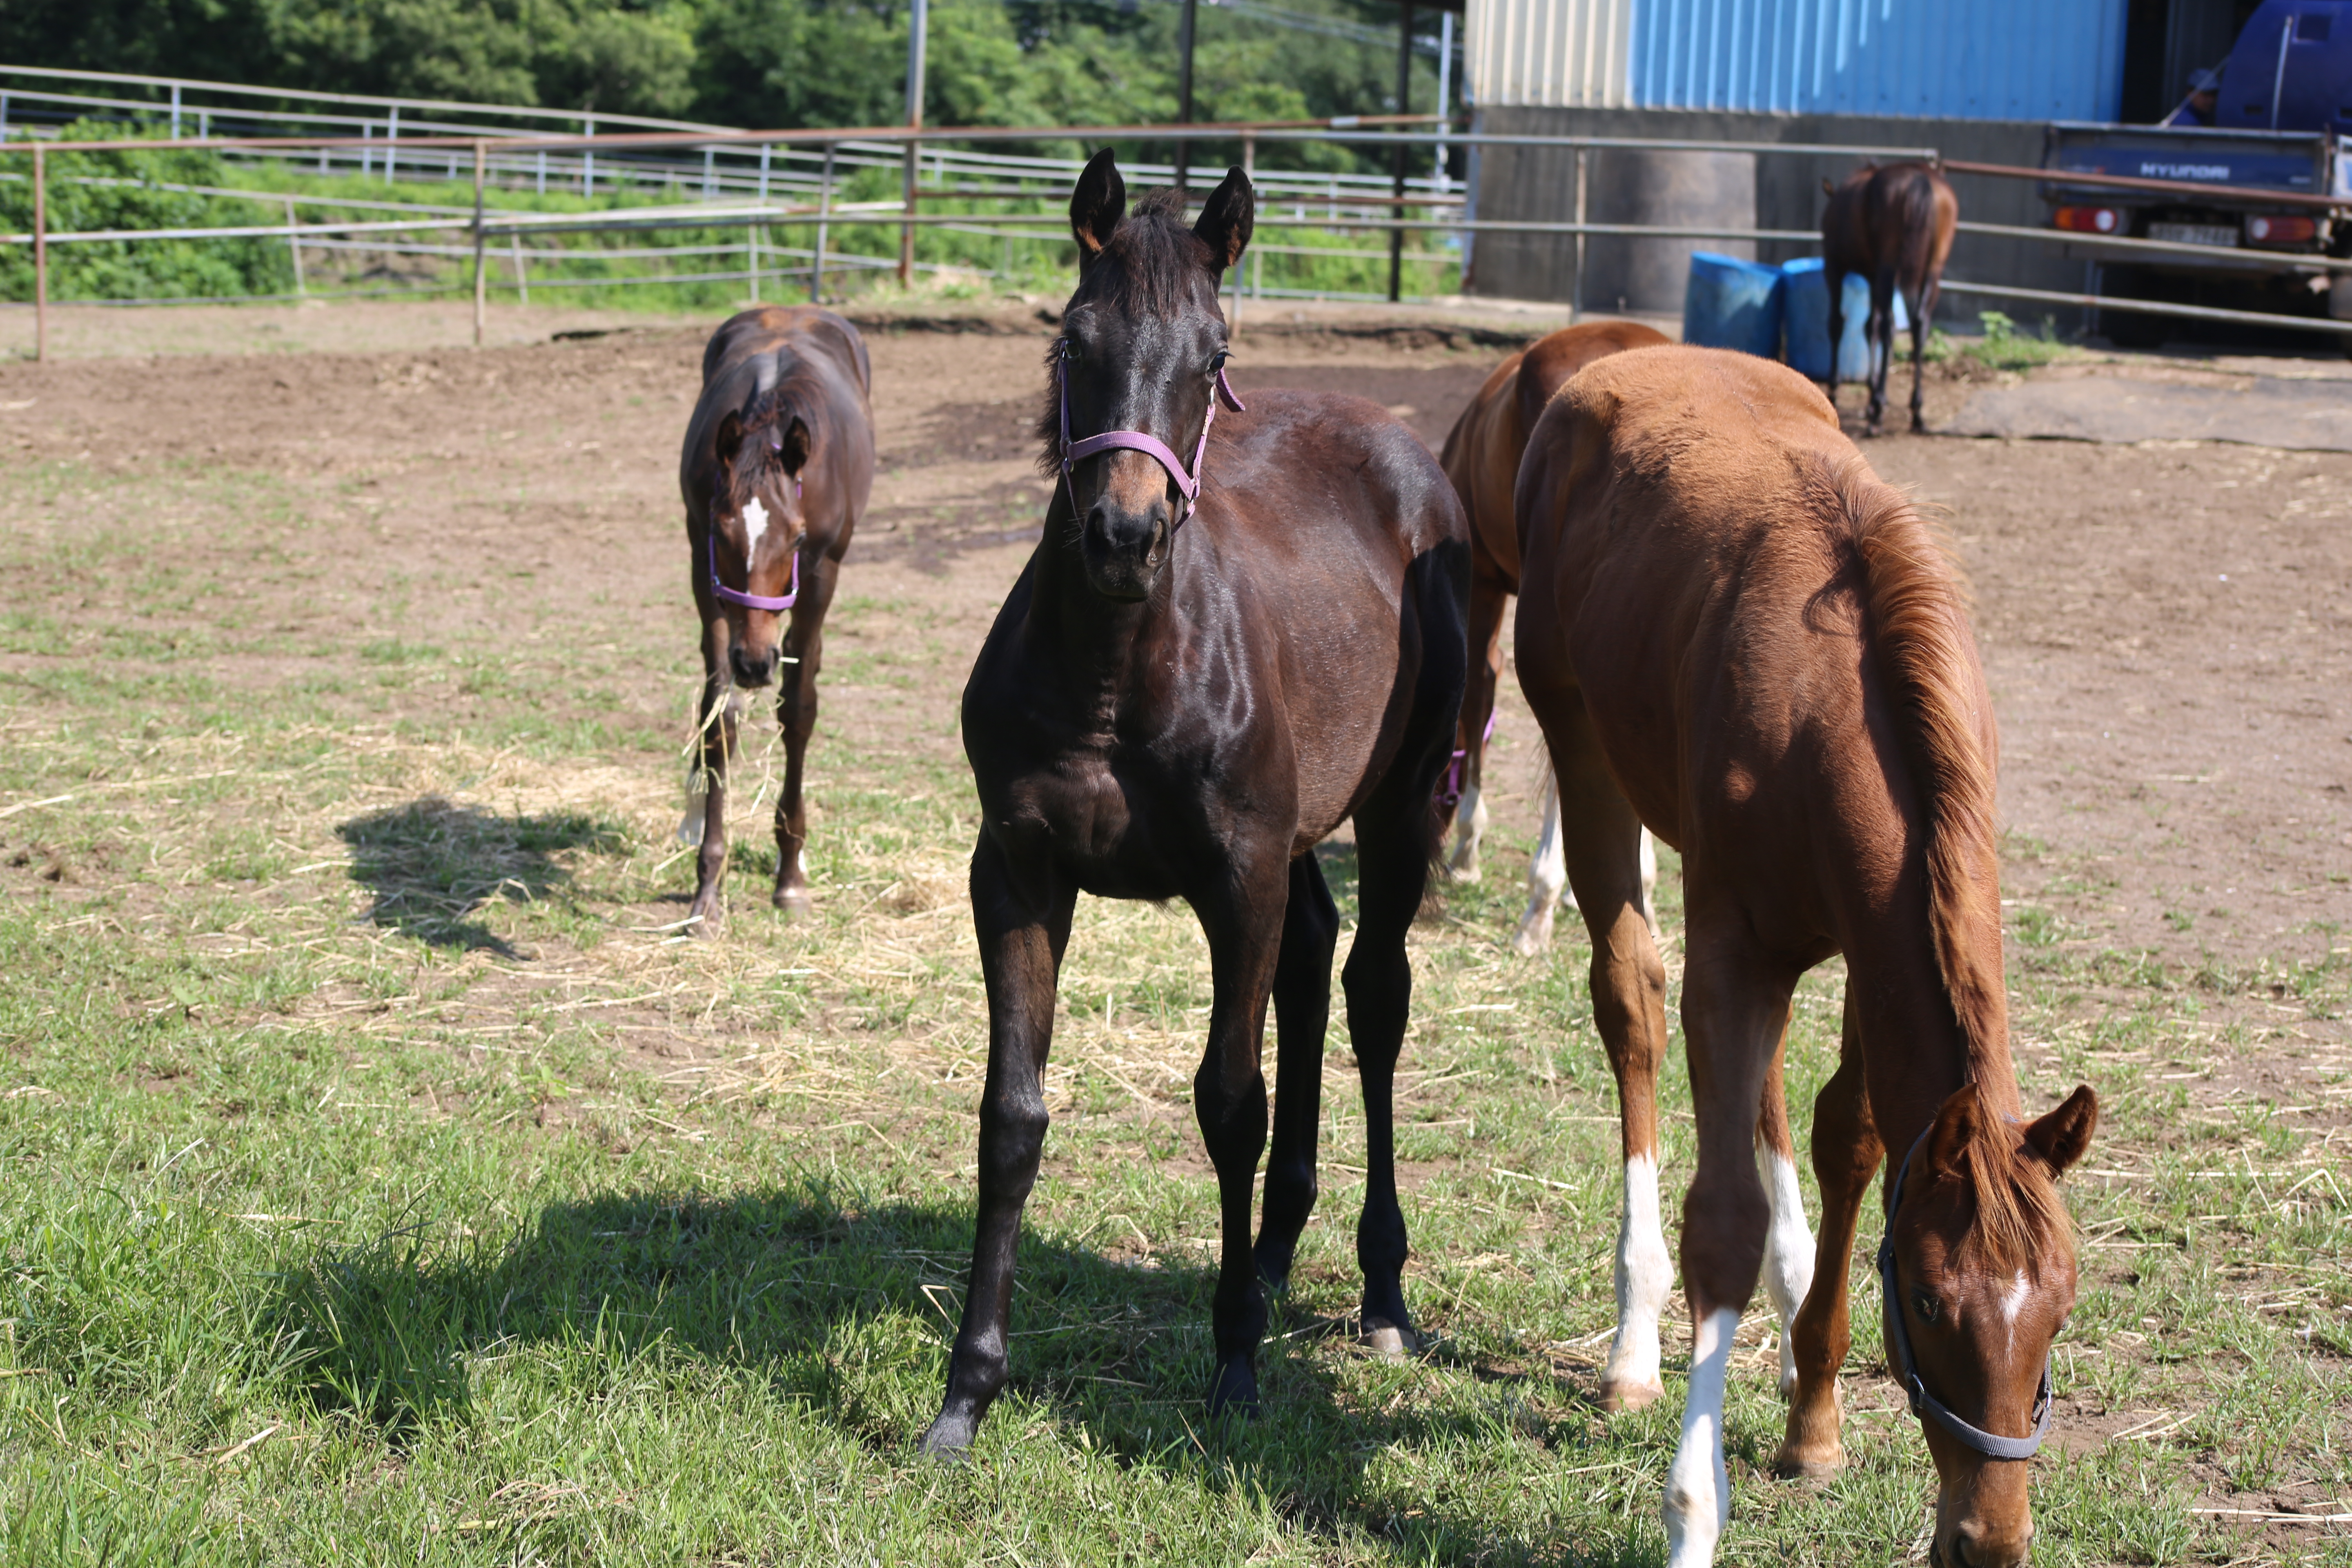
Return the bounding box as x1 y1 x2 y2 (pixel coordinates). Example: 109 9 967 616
921 152 1468 1454
1822 160 1958 434
1513 345 2095 1568
678 306 875 931
1435 318 1665 955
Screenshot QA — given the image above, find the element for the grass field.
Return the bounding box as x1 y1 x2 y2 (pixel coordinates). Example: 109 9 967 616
2 342 2349 1566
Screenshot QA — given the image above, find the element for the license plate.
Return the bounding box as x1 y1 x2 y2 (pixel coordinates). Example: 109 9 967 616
2147 222 2240 248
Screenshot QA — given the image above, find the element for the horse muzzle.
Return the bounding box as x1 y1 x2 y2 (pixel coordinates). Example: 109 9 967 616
1079 497 1169 601
729 639 782 688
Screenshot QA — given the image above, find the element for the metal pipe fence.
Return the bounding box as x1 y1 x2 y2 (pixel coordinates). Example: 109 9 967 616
8 69 2352 357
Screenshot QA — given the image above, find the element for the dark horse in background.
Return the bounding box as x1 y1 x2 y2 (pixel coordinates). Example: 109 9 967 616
1821 160 1958 435
678 307 875 931
922 152 1469 1454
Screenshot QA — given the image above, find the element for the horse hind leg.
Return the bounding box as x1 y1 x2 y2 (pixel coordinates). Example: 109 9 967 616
1907 282 1932 432
1256 850 1339 1294
1343 799 1433 1357
1755 1028 1815 1400
1513 766 1568 955
1446 572 1508 882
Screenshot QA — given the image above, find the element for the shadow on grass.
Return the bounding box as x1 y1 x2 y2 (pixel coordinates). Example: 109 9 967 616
268 1180 1659 1566
336 797 624 953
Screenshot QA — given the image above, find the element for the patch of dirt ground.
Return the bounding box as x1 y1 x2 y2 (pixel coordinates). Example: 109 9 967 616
2 302 2346 1004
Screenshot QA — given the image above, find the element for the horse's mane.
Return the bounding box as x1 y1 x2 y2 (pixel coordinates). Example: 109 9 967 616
1817 454 2063 1270
1034 187 1215 477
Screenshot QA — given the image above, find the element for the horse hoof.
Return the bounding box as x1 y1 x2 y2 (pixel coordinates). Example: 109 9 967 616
1770 1443 1844 1481
771 884 813 916
1509 924 1550 958
919 1411 978 1459
1359 1318 1420 1361
1206 1361 1261 1418
684 901 722 938
1599 1376 1665 1413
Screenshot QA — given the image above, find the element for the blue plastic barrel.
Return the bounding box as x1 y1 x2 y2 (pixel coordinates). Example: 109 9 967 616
1682 252 1786 359
1780 258 1910 382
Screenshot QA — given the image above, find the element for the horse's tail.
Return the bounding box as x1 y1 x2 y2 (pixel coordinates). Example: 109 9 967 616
1829 457 2008 1078
1885 167 1955 308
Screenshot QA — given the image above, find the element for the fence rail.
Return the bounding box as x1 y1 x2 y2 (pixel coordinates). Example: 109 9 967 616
8 69 2352 359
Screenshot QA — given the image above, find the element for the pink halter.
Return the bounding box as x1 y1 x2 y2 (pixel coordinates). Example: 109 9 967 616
1056 340 1245 529
707 468 802 614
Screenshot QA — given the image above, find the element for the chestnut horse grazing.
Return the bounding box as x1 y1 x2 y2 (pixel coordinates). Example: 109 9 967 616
922 152 1468 1454
1514 346 2096 1568
679 307 874 931
1436 318 1665 954
1821 160 1958 435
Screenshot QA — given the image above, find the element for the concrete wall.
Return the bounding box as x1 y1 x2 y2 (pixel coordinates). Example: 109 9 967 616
1469 105 2091 328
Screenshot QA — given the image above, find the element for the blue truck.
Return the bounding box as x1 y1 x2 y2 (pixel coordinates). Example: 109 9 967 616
2042 0 2352 345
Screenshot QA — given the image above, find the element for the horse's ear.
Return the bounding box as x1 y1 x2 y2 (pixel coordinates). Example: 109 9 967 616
1922 1084 1985 1181
1821 176 1835 197
716 409 745 463
1193 166 1254 274
777 414 811 476
1070 149 1126 267
2022 1085 2098 1177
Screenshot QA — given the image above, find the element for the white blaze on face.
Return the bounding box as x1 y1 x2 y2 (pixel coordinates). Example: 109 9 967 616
1605 1152 1674 1399
2000 1269 2032 1352
1664 1305 1741 1567
1759 1145 1817 1398
740 495 770 558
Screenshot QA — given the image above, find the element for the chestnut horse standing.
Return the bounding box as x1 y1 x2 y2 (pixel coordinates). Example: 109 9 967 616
1821 160 1958 435
1514 345 2096 1568
922 153 1467 1454
1436 319 1665 955
679 307 875 931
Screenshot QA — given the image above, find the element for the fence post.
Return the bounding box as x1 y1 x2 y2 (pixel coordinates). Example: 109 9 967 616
472 141 487 348
901 0 929 287
582 117 595 195
33 142 47 365
171 83 182 140
285 196 305 297
1232 135 1256 337
1570 145 1588 322
814 143 834 305
1390 0 1413 303
748 225 760 303
512 235 528 305
386 105 399 182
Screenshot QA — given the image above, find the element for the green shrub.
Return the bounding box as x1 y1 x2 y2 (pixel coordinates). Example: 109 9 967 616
0 120 295 303
1964 310 2074 370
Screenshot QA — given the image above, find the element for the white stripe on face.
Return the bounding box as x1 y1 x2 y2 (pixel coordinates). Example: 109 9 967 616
741 495 770 557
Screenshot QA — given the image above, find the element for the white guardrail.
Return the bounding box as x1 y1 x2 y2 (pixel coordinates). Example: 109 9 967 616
6 64 2352 360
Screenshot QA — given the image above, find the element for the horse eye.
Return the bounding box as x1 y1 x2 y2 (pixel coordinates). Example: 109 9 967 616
1912 1290 1942 1325
1209 348 1231 372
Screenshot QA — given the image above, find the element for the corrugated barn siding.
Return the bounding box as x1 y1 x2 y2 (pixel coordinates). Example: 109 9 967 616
1467 0 1637 109
1469 0 2130 118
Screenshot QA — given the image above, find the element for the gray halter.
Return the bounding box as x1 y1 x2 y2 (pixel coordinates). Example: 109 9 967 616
1877 1130 2055 1461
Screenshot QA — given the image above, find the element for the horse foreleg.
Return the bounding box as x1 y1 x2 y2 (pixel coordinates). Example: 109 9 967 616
1773 990 1882 1479
1193 860 1289 1415
1256 851 1339 1295
771 549 837 914
1446 574 1509 882
921 832 1075 1458
1345 790 1443 1359
1755 1023 1815 1400
1663 909 1795 1568
685 645 736 937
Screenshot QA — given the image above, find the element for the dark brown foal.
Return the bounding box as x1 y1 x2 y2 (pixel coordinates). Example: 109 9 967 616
1515 345 2095 1568
1821 160 1958 435
921 152 1468 1455
678 306 874 931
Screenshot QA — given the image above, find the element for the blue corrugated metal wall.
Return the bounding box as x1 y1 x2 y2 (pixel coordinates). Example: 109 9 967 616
1626 0 2129 119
